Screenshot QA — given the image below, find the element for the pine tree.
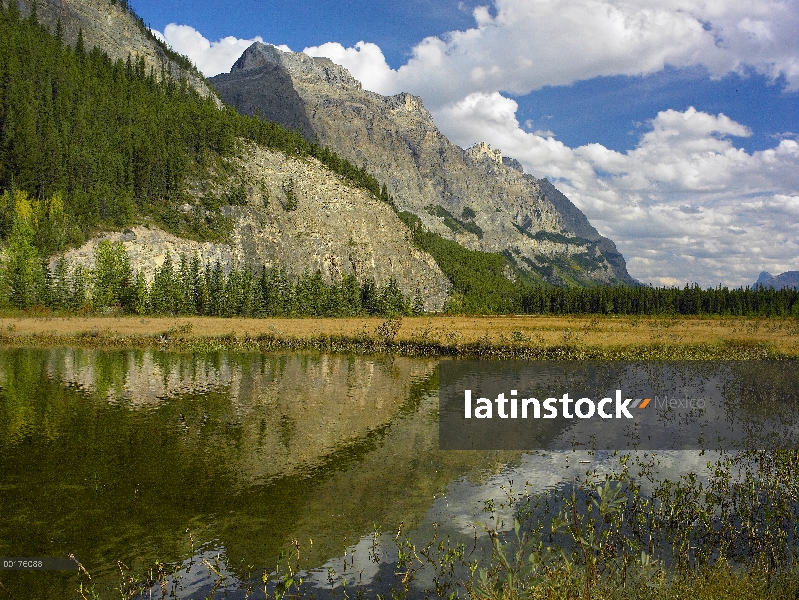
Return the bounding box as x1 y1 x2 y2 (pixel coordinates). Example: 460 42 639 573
412 288 424 315
92 240 133 313
149 251 178 314
75 27 84 56
132 270 148 315
69 264 89 312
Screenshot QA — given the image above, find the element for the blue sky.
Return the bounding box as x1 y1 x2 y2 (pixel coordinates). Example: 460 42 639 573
132 0 798 287
132 1 483 69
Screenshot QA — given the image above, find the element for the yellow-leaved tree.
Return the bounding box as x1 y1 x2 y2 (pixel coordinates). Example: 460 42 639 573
0 190 46 308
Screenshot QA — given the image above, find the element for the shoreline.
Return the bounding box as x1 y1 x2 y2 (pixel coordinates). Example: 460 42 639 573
0 314 795 358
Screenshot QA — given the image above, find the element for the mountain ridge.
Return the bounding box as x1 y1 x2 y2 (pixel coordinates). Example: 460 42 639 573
211 42 637 287
754 271 799 290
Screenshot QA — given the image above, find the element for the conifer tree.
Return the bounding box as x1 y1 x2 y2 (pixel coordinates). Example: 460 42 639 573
149 251 179 314
92 240 133 312
49 256 70 311
69 264 89 312
75 27 84 56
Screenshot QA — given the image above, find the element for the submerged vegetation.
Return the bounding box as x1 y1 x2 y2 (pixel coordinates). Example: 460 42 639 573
65 449 799 599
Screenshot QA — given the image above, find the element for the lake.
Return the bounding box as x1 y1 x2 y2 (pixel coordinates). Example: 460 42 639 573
1 349 797 598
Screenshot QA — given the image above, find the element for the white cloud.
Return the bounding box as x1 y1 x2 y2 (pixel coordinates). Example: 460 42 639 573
438 96 799 287
155 1 799 101
302 42 396 94
151 25 291 77
302 0 799 108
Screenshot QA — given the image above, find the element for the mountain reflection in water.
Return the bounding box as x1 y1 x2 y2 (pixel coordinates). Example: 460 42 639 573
0 348 516 599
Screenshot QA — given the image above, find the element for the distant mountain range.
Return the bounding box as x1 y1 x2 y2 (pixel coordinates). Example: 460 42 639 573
754 271 799 290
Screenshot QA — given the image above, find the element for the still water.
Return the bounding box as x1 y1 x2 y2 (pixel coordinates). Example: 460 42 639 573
0 349 516 598
0 349 789 598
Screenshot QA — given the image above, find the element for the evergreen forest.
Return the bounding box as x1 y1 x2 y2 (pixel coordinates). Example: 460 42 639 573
0 0 389 253
397 210 799 317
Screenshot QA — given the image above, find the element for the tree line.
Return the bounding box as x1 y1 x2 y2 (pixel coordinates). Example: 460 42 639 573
517 283 799 317
396 212 799 317
0 189 795 318
0 191 420 316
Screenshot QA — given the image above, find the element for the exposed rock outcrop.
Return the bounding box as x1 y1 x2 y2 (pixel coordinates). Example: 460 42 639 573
53 145 450 311
211 43 637 286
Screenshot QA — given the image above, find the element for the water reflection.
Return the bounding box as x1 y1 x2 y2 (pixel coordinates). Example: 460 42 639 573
1 350 793 598
40 348 441 483
0 348 514 599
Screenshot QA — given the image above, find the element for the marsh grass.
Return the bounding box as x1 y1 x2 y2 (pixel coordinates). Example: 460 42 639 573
0 315 796 358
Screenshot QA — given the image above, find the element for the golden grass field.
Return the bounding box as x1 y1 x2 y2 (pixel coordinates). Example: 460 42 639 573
0 314 796 356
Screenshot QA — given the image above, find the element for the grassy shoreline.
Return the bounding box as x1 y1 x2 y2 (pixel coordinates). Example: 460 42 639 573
0 314 795 358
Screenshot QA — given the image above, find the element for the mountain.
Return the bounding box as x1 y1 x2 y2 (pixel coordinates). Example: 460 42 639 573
14 0 217 102
753 271 799 290
755 272 774 287
211 43 637 287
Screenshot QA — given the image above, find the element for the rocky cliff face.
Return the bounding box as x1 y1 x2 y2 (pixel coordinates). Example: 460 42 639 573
211 43 637 286
54 145 451 311
14 0 217 102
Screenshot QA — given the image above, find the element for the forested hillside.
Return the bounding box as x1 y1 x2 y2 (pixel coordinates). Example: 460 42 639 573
0 0 388 256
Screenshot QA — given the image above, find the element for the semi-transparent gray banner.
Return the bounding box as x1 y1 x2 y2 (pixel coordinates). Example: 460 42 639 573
439 361 799 451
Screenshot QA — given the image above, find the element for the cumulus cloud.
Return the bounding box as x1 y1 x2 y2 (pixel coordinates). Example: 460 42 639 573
157 1 799 101
302 42 396 94
438 96 799 287
151 25 290 77
303 0 799 108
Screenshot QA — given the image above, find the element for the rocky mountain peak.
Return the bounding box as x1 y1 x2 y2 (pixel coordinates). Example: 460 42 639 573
211 47 638 286
755 271 774 286
753 270 799 290
231 42 284 71
467 142 503 165
232 42 362 91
